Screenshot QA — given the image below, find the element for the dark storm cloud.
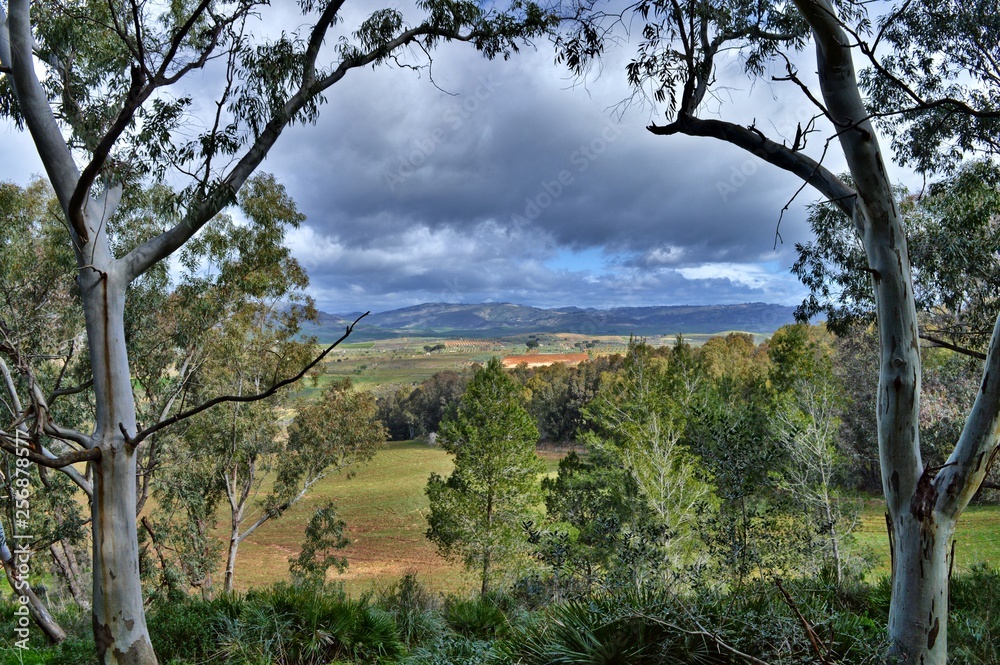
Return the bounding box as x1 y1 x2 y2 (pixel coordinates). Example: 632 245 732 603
261 38 832 312
0 4 846 313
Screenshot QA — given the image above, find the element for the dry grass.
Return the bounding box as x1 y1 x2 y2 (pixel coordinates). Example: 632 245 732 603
227 441 563 596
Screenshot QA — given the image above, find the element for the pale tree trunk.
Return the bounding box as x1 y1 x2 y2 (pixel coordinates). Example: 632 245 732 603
643 0 999 657
792 2 1000 662
1 534 67 643
224 536 240 594
224 485 246 594
79 202 157 664
50 541 90 611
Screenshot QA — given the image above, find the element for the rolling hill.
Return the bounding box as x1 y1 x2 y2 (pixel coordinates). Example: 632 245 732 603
301 302 798 342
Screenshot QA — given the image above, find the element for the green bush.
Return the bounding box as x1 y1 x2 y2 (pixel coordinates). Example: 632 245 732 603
148 595 227 662
443 596 510 640
499 591 692 665
403 634 497 665
216 583 403 665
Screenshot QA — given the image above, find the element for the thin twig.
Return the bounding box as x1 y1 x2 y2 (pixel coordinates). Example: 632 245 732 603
774 578 835 665
127 312 369 448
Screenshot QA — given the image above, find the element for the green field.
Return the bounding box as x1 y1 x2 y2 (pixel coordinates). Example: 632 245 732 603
298 331 770 396
231 440 563 595
280 333 999 594
854 500 1000 578
229 439 1000 596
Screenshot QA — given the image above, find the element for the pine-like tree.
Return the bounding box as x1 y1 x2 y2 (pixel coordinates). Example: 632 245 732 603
426 357 543 595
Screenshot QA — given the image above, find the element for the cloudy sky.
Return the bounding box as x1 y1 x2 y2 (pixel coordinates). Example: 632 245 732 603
0 3 888 315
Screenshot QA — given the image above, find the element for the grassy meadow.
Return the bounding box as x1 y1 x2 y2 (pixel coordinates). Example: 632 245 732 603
230 440 564 596
252 332 1000 594
232 438 998 595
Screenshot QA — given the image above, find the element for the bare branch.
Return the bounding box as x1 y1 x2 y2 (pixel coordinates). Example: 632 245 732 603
648 114 856 217
3 1 82 222
123 21 488 281
775 579 836 665
128 312 369 447
301 0 350 88
919 334 986 360
49 379 95 403
68 66 149 236
0 433 101 467
153 0 213 83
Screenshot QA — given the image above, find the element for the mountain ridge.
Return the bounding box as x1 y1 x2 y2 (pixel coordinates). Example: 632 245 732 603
300 302 799 342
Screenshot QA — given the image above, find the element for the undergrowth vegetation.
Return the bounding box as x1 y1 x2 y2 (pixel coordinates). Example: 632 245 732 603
3 568 999 664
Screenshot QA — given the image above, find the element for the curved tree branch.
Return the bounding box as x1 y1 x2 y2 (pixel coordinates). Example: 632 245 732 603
126 312 369 448
648 114 856 217
919 334 986 361
0 433 101 468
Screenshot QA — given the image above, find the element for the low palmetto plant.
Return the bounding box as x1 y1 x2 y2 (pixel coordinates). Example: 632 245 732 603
215 583 403 665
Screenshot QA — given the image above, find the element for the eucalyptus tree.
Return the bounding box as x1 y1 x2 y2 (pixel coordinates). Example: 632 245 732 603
0 1 552 662
795 161 1000 358
559 0 1000 661
142 173 322 597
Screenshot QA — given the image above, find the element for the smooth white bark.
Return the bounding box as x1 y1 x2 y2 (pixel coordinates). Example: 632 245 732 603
76 195 157 664
790 1 1000 662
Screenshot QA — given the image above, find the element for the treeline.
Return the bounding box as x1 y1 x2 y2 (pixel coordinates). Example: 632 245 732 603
379 325 988 496
413 325 996 613
376 354 623 442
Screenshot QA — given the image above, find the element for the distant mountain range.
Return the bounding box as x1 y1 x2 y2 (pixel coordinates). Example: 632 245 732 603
300 302 798 342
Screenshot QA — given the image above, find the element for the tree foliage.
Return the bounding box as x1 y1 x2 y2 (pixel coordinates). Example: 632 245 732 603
794 161 1000 356
556 0 1000 659
425 358 543 595
581 340 716 574
289 502 350 588
1 0 553 657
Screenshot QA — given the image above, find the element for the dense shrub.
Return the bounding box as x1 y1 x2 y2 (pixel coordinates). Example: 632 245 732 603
216 583 403 665
402 634 497 665
498 580 894 665
148 595 231 662
443 596 510 640
3 568 999 663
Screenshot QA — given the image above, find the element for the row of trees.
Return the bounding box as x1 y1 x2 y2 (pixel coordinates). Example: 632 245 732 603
425 329 878 599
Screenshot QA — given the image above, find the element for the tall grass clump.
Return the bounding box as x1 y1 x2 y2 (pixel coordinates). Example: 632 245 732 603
948 565 1000 665
375 572 446 649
